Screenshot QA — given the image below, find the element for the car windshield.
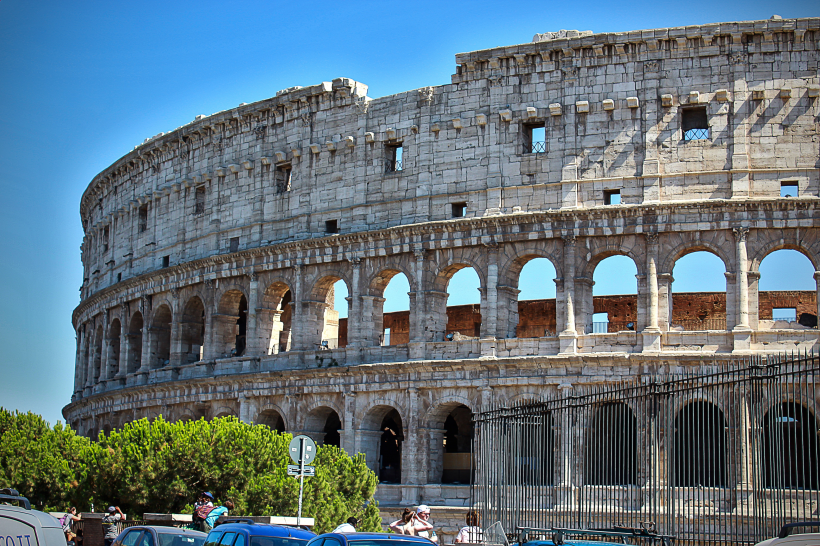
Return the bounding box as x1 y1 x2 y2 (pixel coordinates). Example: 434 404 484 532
158 534 206 546
249 538 309 546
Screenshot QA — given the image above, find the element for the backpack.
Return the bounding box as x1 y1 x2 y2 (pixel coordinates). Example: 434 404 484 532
193 504 214 522
60 514 71 532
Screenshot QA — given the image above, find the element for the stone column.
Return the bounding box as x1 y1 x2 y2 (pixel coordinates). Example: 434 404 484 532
643 233 662 352
289 264 307 351
116 303 129 378
559 235 578 353
169 290 182 366
238 395 253 424
736 387 756 514
359 295 385 347
138 295 152 373
244 273 260 355
342 392 357 456
347 258 363 347
657 274 673 332
408 248 427 359
815 271 820 326
403 388 422 489
73 329 84 397
101 310 113 381
202 280 216 361
733 227 752 351
730 77 750 198
642 73 662 202
748 271 761 329
483 243 499 338
85 323 96 389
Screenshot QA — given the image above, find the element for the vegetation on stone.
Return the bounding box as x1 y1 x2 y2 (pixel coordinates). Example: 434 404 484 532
0 409 379 532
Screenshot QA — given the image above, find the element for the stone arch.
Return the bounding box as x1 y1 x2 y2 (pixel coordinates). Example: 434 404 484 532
304 273 349 350
180 295 205 364
256 405 288 432
434 261 485 340
364 268 414 347
215 288 248 357
108 317 121 379
671 400 728 487
424 397 475 485
762 401 819 489
303 405 342 447
748 233 820 272
258 280 292 355
126 310 143 373
584 401 637 485
506 391 547 405
432 257 487 294
578 237 645 279
359 403 404 484
148 304 172 369
660 238 733 277
668 249 729 332
587 251 641 334
506 253 561 339
212 406 236 419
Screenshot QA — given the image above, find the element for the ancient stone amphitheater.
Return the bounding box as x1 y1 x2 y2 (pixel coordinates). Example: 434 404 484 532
66 17 819 511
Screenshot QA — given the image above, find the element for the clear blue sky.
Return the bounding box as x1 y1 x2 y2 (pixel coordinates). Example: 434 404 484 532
0 0 816 426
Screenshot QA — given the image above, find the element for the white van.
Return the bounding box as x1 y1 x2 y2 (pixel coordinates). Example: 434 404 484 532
754 522 820 546
0 490 66 546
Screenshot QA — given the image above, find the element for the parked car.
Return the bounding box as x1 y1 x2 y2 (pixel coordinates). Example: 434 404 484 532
204 520 315 546
753 522 820 546
0 489 66 546
306 533 434 546
112 526 207 546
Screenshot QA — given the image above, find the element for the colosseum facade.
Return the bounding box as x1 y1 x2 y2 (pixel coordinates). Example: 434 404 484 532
66 17 820 510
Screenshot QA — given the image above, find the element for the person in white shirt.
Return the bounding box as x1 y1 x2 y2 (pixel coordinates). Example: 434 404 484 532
413 505 437 543
455 511 481 543
332 517 359 533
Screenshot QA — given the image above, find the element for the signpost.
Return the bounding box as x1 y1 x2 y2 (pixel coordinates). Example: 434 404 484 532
288 435 317 526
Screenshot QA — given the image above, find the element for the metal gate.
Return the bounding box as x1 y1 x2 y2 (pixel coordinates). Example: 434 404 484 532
471 352 820 545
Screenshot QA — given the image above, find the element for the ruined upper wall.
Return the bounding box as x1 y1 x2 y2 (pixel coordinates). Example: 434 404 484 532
77 18 820 300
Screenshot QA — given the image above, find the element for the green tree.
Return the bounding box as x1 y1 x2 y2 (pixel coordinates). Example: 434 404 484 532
0 408 91 511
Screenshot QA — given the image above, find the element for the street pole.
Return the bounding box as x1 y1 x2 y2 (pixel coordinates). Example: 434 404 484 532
297 437 305 526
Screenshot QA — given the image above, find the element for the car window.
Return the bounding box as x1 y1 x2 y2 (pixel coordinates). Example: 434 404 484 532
233 534 246 546
121 531 144 546
159 533 207 546
205 532 222 546
136 531 155 546
219 532 237 546
350 541 425 546
322 539 341 546
252 537 311 546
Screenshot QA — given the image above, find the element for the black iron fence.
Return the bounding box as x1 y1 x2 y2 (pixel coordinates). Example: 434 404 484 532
471 352 820 545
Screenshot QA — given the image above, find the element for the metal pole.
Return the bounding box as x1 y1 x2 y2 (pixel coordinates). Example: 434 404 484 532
297 437 306 526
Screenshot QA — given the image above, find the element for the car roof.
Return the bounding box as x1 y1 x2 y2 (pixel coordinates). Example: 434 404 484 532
524 540 624 546
125 526 206 536
316 533 432 543
214 523 315 540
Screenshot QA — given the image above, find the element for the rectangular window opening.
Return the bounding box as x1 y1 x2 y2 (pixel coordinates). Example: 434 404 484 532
382 328 391 346
138 205 149 233
229 237 240 253
772 307 797 322
385 144 403 173
604 189 621 205
682 107 710 141
523 123 546 154
117 272 122 283
275 164 292 193
592 312 609 334
102 226 109 253
451 202 467 218
161 255 170 268
325 219 339 234
195 186 206 214
781 181 798 198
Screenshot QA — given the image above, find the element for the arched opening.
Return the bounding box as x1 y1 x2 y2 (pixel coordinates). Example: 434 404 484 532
149 304 172 368
331 279 348 348
442 404 474 484
372 270 411 346
672 401 727 487
127 311 143 373
93 325 103 382
305 276 349 350
763 402 819 489
446 267 482 339
758 249 817 329
379 409 403 483
670 251 727 331
515 257 558 338
108 318 121 379
585 402 637 485
180 296 205 364
257 409 286 433
216 290 248 357
259 282 292 354
304 406 342 447
592 255 638 333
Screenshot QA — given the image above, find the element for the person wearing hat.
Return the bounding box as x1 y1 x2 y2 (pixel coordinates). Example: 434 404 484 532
101 506 125 546
413 505 437 543
193 493 215 532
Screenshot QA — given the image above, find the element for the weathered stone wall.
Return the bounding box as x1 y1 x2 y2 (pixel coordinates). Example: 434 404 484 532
66 18 820 509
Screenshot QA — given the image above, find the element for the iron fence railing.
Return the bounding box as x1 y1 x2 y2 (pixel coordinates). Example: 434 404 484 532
523 141 547 154
471 351 820 545
385 158 403 173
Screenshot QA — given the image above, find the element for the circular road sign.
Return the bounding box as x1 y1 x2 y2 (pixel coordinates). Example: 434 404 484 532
289 435 318 464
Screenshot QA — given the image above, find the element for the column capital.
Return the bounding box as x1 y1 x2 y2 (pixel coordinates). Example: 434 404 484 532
562 234 576 246
413 247 426 259
733 226 749 241
348 256 362 265
643 232 659 245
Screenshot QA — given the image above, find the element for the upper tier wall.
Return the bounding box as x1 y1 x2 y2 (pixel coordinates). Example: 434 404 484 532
78 18 820 301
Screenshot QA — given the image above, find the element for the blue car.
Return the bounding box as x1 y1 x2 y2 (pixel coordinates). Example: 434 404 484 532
306 533 433 546
204 520 316 546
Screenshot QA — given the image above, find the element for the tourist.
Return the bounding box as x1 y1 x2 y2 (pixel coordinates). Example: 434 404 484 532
454 511 481 543
193 493 215 531
202 500 234 533
60 507 81 544
413 505 437 543
101 506 125 546
331 516 359 533
389 508 421 535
